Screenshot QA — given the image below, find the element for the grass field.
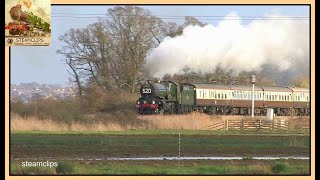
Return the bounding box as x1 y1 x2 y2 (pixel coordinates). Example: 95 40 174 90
11 133 309 158
11 159 310 175
10 132 310 175
10 114 310 175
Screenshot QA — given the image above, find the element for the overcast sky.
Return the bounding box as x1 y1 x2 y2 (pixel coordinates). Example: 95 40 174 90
10 5 309 86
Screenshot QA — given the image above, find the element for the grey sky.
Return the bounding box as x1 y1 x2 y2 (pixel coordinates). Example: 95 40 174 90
10 5 309 86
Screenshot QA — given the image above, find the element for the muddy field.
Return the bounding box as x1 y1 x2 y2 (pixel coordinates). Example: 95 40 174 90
11 133 310 159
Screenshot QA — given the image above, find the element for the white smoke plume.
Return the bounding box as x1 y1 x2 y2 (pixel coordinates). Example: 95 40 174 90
145 13 309 78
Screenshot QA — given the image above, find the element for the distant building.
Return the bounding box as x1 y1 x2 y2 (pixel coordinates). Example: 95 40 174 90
10 82 76 103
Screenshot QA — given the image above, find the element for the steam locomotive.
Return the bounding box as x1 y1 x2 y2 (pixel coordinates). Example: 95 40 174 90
5 4 51 36
135 80 310 116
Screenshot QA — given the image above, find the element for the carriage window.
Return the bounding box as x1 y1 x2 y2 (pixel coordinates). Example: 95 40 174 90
225 94 227 99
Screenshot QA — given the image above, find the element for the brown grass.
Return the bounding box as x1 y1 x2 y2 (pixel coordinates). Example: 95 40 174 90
11 112 226 131
243 164 272 174
10 114 131 131
11 113 310 132
138 112 225 130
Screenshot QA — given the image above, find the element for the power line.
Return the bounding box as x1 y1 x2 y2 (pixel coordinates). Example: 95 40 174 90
51 12 308 19
51 15 309 21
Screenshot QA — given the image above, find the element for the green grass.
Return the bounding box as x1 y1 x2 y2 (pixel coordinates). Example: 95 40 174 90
10 160 310 175
11 163 56 175
10 133 310 160
11 133 310 147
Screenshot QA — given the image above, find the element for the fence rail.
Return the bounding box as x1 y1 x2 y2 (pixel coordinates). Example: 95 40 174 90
205 119 291 131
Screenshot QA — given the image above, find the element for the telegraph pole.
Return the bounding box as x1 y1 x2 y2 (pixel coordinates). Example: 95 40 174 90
251 75 256 118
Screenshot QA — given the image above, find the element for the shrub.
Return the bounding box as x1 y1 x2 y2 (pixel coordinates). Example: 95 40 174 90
56 162 75 174
272 162 288 174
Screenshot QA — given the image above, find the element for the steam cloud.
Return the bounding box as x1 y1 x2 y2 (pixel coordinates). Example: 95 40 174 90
145 13 309 79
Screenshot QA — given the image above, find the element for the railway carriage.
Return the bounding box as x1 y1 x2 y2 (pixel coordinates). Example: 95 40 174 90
261 87 293 116
193 84 232 114
291 87 310 116
228 85 264 115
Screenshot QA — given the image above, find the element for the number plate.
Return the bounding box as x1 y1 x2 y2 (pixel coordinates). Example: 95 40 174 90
142 88 152 93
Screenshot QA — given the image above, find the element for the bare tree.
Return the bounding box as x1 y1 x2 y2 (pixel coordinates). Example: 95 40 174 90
57 6 166 94
183 16 206 27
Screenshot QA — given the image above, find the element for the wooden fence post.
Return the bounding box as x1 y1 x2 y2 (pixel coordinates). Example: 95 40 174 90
225 120 229 130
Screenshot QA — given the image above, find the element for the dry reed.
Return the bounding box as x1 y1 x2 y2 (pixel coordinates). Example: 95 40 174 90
10 114 130 131
10 113 309 132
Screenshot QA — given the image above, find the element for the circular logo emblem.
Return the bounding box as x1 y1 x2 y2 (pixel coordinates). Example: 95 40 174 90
7 38 13 44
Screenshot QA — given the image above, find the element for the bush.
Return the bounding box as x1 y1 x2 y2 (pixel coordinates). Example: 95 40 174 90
272 162 288 174
11 97 85 123
56 162 75 174
10 86 140 127
79 85 139 113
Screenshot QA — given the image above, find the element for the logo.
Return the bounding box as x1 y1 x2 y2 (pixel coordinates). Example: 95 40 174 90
7 38 13 44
